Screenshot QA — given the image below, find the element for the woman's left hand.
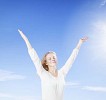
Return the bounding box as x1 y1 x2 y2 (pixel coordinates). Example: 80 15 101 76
80 37 88 43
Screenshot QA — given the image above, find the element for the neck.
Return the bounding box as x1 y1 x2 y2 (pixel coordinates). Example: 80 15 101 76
48 66 56 74
48 66 58 77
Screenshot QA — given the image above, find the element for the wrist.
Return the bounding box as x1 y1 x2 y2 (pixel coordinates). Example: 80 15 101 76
79 39 83 44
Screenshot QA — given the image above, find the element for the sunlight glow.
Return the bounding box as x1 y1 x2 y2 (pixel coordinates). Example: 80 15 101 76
89 20 106 61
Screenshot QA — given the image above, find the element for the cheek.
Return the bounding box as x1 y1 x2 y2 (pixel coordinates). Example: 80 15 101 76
46 60 50 65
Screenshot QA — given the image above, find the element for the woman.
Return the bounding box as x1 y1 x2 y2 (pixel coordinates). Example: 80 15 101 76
18 29 88 100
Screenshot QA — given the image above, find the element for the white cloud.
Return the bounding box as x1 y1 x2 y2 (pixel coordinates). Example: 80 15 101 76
0 69 26 81
65 81 106 92
0 93 13 98
14 96 38 100
82 86 106 92
65 81 82 89
0 92 38 100
65 81 80 86
100 0 106 7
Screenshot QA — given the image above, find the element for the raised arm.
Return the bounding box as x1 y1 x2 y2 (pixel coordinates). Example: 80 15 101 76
59 37 88 77
18 29 43 76
18 29 32 50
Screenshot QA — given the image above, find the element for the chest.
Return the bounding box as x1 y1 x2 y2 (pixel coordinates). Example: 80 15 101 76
41 71 65 87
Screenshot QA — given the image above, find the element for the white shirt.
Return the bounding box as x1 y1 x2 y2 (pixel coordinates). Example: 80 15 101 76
28 48 79 100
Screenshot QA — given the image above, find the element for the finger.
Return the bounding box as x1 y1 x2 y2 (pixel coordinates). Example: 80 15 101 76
18 30 23 35
82 37 88 40
84 37 88 41
18 29 21 32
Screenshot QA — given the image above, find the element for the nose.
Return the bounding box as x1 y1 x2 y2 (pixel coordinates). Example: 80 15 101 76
52 58 56 62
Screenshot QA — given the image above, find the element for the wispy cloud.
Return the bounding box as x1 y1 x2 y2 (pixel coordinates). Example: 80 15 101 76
82 86 106 92
65 81 80 87
0 69 26 81
100 0 106 7
0 92 38 100
65 81 106 92
0 93 13 98
14 96 38 100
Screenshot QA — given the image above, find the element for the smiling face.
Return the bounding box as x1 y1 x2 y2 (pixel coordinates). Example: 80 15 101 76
46 52 57 68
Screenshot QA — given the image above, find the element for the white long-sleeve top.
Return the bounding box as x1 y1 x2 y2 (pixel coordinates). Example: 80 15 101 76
28 48 79 100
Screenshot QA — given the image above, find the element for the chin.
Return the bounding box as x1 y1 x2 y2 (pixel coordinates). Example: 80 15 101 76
52 63 57 67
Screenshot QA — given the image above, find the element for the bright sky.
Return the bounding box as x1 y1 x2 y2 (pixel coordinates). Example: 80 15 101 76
0 0 106 100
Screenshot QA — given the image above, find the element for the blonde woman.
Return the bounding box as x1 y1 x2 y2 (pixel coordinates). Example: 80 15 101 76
18 29 88 100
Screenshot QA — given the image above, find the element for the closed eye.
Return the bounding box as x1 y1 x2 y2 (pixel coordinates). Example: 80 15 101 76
48 58 51 60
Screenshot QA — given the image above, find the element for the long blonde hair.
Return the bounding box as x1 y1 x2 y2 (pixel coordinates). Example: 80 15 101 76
41 51 56 71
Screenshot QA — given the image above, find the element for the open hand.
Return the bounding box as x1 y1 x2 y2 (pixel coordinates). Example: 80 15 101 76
18 29 23 35
80 37 88 43
18 29 26 39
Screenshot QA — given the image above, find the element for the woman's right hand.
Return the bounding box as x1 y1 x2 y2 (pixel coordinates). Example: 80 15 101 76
18 29 27 40
18 29 23 35
18 29 32 49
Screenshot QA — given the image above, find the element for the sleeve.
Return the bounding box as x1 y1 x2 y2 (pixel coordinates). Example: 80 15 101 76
59 48 79 77
28 48 44 76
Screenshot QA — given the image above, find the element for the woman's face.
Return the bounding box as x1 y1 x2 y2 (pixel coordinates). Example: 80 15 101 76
46 53 57 67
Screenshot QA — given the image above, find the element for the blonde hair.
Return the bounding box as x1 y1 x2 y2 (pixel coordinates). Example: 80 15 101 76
41 51 56 71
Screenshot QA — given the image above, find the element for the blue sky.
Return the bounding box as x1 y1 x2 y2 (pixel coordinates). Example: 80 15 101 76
0 0 106 100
